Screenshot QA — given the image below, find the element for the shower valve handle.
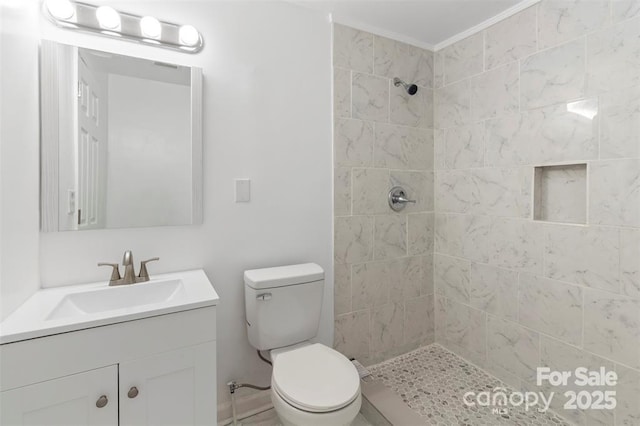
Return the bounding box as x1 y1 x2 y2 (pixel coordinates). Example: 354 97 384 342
388 186 416 212
393 195 416 204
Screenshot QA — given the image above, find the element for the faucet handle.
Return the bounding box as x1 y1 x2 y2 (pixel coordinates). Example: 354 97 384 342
138 257 160 281
98 263 121 282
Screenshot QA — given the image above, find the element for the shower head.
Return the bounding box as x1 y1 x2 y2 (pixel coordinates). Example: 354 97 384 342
393 77 418 96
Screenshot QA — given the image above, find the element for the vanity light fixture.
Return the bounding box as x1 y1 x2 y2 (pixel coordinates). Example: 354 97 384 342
42 0 204 53
140 16 161 39
45 0 75 20
179 25 200 47
95 6 120 31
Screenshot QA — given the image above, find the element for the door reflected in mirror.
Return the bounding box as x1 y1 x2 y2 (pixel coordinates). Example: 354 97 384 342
40 41 202 232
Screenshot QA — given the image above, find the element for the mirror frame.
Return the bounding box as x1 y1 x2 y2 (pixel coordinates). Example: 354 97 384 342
39 40 203 232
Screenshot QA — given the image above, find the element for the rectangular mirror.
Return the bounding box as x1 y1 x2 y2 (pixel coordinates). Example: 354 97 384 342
40 40 202 232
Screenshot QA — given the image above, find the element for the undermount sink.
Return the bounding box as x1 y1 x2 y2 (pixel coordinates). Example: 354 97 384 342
0 269 219 344
46 279 187 320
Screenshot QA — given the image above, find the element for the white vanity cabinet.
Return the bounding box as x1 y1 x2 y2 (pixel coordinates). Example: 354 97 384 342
0 306 217 426
1 365 118 426
119 341 216 426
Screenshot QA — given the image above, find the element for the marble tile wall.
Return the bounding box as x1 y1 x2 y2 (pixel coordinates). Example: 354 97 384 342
332 24 435 365
533 164 587 224
433 1 640 425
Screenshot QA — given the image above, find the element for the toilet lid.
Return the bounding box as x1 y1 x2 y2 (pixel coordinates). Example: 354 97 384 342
271 343 360 413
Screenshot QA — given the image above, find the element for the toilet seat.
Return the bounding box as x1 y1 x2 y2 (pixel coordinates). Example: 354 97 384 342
271 343 360 413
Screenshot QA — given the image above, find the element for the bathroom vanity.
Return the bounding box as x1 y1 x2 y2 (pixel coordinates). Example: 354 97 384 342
3 32 215 424
0 270 219 425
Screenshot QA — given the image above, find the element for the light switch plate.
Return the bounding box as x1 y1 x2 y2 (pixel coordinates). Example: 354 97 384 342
235 179 251 202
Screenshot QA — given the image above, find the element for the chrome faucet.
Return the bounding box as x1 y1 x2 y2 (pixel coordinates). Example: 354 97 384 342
98 251 159 286
122 250 137 285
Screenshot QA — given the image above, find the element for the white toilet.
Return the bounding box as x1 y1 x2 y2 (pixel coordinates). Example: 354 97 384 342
244 263 361 426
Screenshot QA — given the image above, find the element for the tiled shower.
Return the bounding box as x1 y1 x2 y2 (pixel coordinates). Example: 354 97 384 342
333 23 436 365
333 1 639 424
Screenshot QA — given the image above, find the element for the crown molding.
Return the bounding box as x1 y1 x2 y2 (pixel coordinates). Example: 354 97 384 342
330 13 435 52
433 0 540 51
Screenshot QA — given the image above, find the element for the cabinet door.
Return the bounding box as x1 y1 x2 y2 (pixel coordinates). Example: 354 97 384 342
119 341 216 426
0 365 117 426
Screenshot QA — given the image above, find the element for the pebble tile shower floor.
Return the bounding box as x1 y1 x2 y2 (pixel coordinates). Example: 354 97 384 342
368 344 570 425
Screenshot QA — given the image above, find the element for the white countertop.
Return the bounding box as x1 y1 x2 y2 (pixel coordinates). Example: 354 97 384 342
0 269 219 344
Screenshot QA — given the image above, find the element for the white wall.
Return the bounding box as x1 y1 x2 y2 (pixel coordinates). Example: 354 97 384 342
0 2 41 321
1 0 333 406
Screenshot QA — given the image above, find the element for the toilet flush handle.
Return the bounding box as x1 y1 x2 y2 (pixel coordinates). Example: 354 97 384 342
256 293 272 301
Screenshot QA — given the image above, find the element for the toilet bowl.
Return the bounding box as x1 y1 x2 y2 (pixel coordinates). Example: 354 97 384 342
269 343 361 426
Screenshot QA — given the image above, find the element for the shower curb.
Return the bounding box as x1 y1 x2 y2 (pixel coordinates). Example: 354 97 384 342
361 379 425 426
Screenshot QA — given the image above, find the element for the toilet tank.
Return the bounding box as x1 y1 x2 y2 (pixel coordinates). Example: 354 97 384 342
244 263 324 351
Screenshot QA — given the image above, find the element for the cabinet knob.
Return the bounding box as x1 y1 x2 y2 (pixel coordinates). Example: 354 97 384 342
96 395 108 408
128 386 139 398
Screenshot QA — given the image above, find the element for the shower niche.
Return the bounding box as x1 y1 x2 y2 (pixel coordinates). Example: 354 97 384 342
533 163 587 224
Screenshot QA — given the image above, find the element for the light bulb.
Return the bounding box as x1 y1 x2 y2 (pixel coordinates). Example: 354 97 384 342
46 0 75 20
96 6 120 30
140 16 161 39
179 25 200 46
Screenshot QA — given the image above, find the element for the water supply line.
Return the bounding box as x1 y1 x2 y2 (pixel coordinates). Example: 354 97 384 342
228 381 271 393
226 350 272 426
257 349 272 366
228 382 239 426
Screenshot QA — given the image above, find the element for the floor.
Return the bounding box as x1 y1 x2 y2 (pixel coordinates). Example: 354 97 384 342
240 343 572 426
368 344 570 425
240 409 372 425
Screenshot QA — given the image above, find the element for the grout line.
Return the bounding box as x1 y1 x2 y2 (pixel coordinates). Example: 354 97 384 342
371 32 375 77
538 330 542 375
617 227 622 294
541 222 547 278
581 286 585 349
345 265 354 318
517 57 522 116
484 309 489 364
516 272 521 324
585 162 590 226
371 213 376 262
349 165 354 217
423 158 640 172
371 121 377 171
349 69 354 120
534 1 539 52
609 0 613 25
584 35 588 112
482 29 486 72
